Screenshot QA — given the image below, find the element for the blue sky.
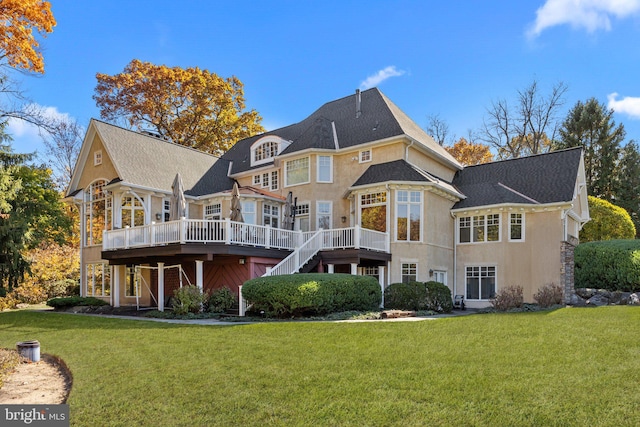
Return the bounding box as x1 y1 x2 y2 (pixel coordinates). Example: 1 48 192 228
7 0 640 158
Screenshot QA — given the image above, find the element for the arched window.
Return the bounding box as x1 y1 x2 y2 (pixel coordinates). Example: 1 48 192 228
250 136 290 166
84 179 112 246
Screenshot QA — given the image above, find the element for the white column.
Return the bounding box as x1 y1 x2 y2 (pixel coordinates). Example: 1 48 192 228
327 264 334 274
112 265 121 308
157 262 165 312
350 263 358 275
378 265 386 308
195 260 204 292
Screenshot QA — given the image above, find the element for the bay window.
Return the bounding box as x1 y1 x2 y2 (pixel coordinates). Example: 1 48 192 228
396 190 421 241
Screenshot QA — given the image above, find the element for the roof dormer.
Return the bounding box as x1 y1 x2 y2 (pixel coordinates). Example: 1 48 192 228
250 135 290 167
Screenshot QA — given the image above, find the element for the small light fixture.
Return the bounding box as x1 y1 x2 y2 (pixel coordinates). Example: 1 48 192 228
429 269 434 277
239 258 245 265
155 213 162 221
341 216 347 223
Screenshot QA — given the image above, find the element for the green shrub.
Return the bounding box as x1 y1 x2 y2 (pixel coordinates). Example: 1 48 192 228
47 296 109 309
425 281 453 313
491 285 524 311
242 273 381 317
172 285 207 315
575 240 640 292
384 282 427 311
44 279 79 299
384 281 453 312
534 283 563 307
206 287 236 313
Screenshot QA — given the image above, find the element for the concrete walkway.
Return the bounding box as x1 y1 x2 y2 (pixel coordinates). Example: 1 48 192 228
49 308 480 325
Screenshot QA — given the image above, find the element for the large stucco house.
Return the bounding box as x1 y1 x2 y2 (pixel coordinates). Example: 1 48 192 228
65 88 589 310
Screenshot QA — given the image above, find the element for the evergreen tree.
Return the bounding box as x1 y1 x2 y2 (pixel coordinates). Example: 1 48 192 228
613 141 640 237
555 98 625 201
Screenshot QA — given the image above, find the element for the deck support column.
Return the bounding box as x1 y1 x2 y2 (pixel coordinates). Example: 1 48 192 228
157 262 165 312
378 265 386 308
327 264 334 274
195 260 204 292
112 265 121 308
350 263 358 275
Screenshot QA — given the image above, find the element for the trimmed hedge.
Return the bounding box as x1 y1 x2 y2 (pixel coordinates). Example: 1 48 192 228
574 240 640 291
241 273 381 317
384 281 453 313
47 296 110 309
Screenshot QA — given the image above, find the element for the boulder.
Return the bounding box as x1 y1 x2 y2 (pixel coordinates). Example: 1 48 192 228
586 293 610 306
569 294 588 307
629 293 640 306
575 288 597 299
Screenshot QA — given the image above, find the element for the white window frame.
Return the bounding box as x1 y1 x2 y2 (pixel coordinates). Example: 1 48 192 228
250 136 290 167
359 191 388 233
509 212 525 241
317 155 333 183
433 270 447 286
120 194 145 228
83 179 111 246
458 214 500 244
204 203 221 220
241 201 256 225
163 199 171 222
359 149 372 163
270 170 279 191
295 202 310 232
94 150 103 166
395 190 422 242
316 201 332 230
253 175 261 186
263 203 279 228
262 172 270 189
285 157 310 187
465 265 497 301
85 263 110 297
401 262 418 284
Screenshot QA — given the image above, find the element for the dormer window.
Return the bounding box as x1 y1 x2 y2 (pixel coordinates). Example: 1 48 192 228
250 136 290 167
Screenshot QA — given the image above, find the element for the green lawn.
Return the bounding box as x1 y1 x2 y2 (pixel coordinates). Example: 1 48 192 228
1 307 639 426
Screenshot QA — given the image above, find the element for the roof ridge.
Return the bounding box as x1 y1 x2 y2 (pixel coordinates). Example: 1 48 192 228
463 146 583 170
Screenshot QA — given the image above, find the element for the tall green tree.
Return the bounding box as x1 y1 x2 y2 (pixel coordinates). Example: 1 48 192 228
612 141 640 237
555 98 625 201
580 196 635 242
0 141 71 291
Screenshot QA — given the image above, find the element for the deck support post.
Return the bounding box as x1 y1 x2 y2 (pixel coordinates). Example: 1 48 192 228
157 262 165 312
195 260 204 292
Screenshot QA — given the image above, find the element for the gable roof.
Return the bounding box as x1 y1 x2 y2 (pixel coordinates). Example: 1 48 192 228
222 88 461 175
451 147 583 210
352 159 463 198
67 120 230 197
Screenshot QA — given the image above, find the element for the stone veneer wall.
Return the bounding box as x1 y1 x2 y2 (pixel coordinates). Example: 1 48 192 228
560 236 579 304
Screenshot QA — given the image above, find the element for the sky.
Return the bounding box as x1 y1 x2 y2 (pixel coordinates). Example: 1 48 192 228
7 0 640 160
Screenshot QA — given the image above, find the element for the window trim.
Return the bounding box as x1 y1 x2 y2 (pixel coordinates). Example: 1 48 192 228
359 149 372 163
94 150 102 166
284 156 310 187
85 263 110 297
250 136 290 167
395 189 422 242
465 265 497 301
509 212 525 242
204 203 221 220
401 261 418 284
458 214 501 244
316 201 332 230
317 155 333 183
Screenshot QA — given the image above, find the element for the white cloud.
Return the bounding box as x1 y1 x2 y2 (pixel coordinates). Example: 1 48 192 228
607 92 640 118
360 66 406 90
527 0 640 38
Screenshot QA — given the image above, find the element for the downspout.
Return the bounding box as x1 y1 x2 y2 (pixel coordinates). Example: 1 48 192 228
405 139 415 161
450 211 457 299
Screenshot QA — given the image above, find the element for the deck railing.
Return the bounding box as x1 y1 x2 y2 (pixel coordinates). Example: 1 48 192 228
103 219 388 255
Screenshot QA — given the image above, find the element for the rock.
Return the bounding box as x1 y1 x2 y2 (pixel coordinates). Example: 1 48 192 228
609 292 629 305
586 293 610 306
569 294 588 307
629 293 640 305
575 288 597 299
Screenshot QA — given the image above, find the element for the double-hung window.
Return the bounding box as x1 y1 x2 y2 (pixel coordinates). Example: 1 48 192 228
402 263 417 283
317 201 332 230
285 157 310 186
510 213 524 241
263 204 279 228
317 155 332 183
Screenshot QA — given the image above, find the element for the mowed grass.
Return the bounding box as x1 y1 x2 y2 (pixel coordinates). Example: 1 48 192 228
1 307 639 426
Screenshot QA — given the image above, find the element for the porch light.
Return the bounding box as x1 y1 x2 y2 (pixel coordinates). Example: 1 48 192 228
341 216 347 223
429 269 434 277
155 213 162 220
239 258 246 265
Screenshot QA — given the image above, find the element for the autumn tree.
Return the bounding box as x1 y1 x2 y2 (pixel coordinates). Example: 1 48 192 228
93 59 265 155
479 80 568 159
0 0 56 74
445 137 493 166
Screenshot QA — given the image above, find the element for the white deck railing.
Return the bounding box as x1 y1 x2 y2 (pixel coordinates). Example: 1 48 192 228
103 220 389 256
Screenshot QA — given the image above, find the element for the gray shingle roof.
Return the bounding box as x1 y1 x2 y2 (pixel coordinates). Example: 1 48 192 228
223 88 461 175
451 147 583 209
92 120 229 196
